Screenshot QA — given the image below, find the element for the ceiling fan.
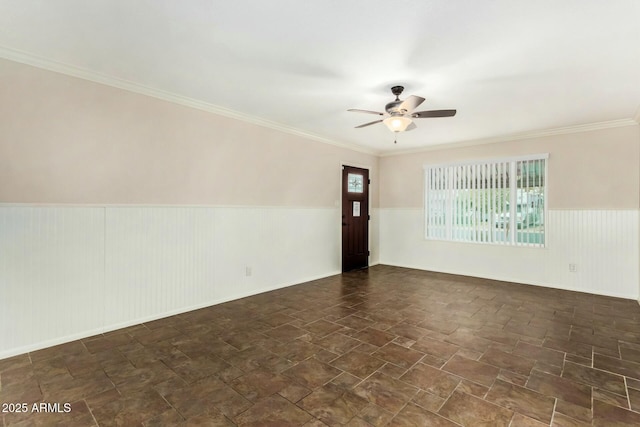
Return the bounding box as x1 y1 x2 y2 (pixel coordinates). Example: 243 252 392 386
348 86 456 140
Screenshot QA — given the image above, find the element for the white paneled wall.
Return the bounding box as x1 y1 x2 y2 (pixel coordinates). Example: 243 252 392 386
369 208 380 266
547 210 639 297
380 208 639 299
104 207 218 327
4 204 633 359
0 207 105 356
0 206 341 359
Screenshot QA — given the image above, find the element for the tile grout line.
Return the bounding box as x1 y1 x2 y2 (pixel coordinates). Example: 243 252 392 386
83 398 100 427
548 398 558 426
158 393 187 424
625 376 632 412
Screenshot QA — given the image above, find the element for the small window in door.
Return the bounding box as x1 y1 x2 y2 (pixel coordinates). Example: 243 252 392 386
347 174 364 193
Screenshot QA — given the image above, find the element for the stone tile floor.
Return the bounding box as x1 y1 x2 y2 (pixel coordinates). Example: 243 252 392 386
2 265 640 426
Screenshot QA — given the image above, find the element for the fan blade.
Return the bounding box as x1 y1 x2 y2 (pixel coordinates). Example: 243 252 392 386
355 119 383 128
412 109 457 118
398 95 425 113
347 109 384 115
405 122 417 131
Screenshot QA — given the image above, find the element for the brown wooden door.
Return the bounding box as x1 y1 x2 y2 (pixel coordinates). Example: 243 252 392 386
342 166 369 272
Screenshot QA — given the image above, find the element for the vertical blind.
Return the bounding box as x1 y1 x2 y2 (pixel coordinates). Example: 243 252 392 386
425 154 547 247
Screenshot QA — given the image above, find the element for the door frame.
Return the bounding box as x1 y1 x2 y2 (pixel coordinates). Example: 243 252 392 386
339 162 373 272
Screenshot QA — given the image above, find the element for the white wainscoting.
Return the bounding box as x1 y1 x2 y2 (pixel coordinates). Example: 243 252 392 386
0 207 105 358
369 208 380 266
0 205 342 359
380 208 639 300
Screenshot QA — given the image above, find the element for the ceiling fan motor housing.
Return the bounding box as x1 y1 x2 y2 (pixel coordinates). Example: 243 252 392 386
387 86 407 113
386 101 407 114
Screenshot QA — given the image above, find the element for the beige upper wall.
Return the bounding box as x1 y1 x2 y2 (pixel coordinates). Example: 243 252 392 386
0 59 378 207
3 57 637 210
380 124 640 209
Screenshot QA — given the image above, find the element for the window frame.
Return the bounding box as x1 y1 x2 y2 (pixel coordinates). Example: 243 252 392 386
423 153 549 248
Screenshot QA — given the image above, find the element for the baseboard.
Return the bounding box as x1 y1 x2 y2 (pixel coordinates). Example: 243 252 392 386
0 270 341 361
379 262 638 301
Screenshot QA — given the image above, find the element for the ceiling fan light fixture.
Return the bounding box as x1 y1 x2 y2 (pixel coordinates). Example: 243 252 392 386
383 116 412 132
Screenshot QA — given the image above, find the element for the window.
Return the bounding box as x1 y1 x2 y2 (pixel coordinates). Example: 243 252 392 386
347 173 364 193
425 154 547 247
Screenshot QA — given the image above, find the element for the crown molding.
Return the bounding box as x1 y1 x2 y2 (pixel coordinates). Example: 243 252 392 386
0 46 377 156
380 118 640 157
2 46 637 159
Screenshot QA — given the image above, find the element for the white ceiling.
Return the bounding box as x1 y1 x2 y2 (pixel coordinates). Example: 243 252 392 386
1 0 639 154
